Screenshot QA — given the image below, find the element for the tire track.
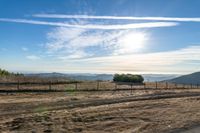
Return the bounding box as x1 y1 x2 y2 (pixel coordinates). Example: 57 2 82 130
1 92 200 117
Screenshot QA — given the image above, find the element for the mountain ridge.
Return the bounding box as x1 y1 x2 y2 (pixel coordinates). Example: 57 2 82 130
25 73 179 82
167 72 200 84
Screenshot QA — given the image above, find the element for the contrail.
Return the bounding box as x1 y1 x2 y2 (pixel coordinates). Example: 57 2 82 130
34 14 200 22
0 18 178 29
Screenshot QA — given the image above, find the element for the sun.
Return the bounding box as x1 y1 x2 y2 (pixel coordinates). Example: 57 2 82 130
117 31 147 54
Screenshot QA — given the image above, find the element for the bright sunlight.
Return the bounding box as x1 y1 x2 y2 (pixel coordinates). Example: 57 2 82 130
116 31 147 54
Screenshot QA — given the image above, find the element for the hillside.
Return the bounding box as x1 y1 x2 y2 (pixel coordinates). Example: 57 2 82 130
142 74 179 82
25 73 113 81
25 73 178 82
167 72 200 84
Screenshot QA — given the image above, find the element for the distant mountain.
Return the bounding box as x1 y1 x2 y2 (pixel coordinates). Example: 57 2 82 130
167 72 200 84
25 73 178 82
26 72 70 78
68 74 113 81
142 74 179 82
25 73 113 81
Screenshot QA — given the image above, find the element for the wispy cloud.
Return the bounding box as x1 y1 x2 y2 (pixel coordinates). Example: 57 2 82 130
2 15 200 73
34 14 200 22
44 25 200 73
0 18 178 30
82 46 200 64
21 47 28 51
73 46 200 74
45 27 149 59
22 45 200 74
26 55 40 60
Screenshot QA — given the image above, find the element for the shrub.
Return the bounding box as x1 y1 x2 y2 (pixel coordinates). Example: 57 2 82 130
113 74 144 83
0 68 23 77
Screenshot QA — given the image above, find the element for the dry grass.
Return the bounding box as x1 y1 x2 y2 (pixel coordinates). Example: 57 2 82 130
0 89 200 132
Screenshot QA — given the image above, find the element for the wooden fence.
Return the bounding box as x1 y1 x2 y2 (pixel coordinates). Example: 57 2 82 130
0 81 199 92
0 81 80 91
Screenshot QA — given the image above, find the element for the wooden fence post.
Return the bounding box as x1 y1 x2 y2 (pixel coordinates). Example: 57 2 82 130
75 82 78 90
49 81 52 90
131 84 133 94
97 81 100 90
175 83 177 89
166 82 168 89
156 82 158 89
115 83 117 90
17 81 20 90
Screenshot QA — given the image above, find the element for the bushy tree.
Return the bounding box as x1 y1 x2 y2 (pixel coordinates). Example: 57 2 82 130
113 74 144 83
0 68 23 77
0 69 10 76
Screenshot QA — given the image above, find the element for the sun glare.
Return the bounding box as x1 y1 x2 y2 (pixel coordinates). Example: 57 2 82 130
117 31 147 54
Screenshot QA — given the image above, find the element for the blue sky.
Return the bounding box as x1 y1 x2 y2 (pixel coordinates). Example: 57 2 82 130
0 0 200 74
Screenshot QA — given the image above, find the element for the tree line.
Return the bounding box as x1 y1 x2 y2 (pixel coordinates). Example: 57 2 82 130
113 74 144 83
0 68 23 77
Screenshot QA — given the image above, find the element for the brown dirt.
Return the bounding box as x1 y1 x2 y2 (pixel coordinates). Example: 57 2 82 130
0 89 200 133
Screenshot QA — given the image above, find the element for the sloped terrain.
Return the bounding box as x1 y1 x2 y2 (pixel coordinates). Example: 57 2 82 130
167 72 200 84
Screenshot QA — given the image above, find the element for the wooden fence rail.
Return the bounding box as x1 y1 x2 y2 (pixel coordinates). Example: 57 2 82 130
0 81 199 92
0 81 80 86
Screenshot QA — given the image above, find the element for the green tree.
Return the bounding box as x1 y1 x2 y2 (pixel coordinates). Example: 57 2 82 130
0 68 24 77
113 74 144 83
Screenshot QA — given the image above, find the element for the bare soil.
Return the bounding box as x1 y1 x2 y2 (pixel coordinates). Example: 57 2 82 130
0 89 200 133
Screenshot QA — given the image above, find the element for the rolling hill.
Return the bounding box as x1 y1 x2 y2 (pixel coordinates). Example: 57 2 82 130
25 73 178 82
167 72 200 84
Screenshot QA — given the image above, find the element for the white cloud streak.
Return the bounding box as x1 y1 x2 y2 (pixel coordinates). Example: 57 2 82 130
73 46 200 73
26 55 40 60
31 45 200 74
0 18 178 30
81 46 200 64
34 14 200 22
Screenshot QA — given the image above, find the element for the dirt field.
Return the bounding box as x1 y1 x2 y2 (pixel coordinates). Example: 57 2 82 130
0 89 200 133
